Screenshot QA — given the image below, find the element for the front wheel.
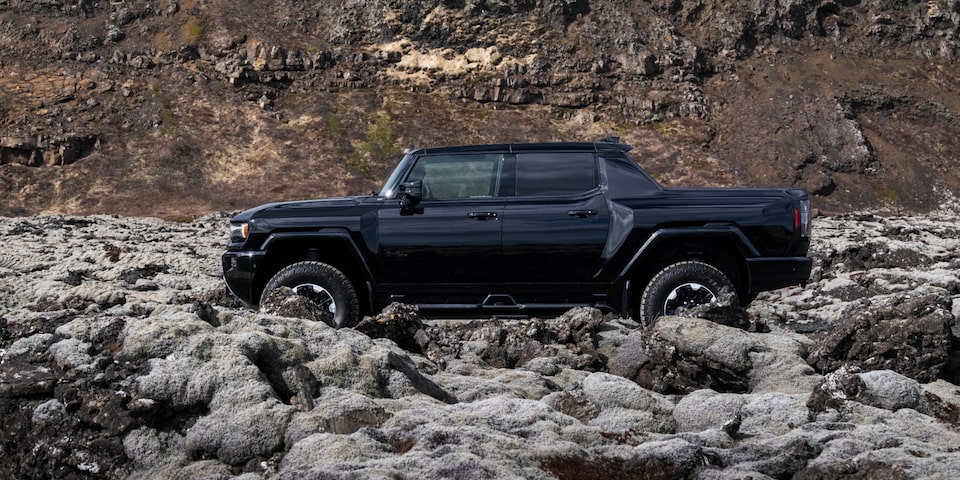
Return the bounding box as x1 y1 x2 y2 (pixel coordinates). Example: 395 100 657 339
260 261 360 328
639 260 736 326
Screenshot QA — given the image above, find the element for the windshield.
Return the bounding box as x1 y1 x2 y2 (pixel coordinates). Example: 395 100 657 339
377 152 415 198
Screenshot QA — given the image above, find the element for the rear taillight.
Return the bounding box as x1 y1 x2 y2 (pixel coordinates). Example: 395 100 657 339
797 198 811 237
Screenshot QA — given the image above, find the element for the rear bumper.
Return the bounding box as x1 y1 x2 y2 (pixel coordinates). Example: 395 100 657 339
222 251 267 306
745 256 813 293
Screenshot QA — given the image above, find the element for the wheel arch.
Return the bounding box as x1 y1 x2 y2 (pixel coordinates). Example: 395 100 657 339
252 231 376 315
620 227 756 317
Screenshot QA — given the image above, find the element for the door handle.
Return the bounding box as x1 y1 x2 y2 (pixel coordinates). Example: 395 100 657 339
567 210 597 218
468 212 498 220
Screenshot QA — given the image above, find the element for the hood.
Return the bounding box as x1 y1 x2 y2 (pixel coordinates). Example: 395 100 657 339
230 195 371 223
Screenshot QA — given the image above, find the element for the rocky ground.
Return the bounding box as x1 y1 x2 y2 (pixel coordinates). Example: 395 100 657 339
1 211 959 479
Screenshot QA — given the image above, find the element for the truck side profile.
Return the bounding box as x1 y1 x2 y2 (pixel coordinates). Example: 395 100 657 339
222 141 812 327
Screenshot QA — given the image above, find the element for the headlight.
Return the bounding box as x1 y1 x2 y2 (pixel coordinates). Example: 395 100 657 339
229 223 249 243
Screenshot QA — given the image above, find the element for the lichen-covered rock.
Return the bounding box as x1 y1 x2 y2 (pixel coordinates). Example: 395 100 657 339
414 307 606 370
674 287 750 330
636 316 755 393
581 372 676 433
259 287 334 325
184 400 294 466
808 292 955 382
354 302 423 351
2 214 960 479
597 325 649 379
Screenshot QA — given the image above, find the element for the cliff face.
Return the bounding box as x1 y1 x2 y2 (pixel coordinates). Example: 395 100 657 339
1 0 959 215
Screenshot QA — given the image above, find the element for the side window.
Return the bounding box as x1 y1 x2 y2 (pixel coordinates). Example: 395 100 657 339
602 154 662 195
516 152 597 196
406 154 504 200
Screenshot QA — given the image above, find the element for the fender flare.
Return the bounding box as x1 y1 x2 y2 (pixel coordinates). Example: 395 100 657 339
617 225 759 312
258 230 377 312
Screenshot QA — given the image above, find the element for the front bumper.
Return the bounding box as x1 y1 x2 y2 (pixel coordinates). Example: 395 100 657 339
222 250 268 306
745 256 813 293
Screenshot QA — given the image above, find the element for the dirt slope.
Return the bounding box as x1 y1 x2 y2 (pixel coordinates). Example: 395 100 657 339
2 0 959 216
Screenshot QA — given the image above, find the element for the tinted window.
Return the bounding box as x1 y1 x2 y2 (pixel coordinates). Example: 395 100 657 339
602 154 661 196
406 154 504 199
516 152 596 196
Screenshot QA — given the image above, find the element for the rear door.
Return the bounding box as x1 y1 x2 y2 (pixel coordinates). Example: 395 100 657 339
500 151 610 304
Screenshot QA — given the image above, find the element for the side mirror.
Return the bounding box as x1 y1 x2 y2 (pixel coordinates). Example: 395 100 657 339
398 180 423 216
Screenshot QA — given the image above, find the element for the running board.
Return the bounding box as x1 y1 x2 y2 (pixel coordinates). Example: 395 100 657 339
388 294 616 317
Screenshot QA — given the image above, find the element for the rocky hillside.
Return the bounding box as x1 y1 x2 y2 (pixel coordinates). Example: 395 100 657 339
2 0 960 216
1 211 959 478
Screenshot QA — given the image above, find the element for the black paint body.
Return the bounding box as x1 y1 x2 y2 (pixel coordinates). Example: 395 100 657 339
223 142 812 318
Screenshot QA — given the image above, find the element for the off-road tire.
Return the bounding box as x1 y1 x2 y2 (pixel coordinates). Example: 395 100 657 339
260 261 360 328
640 260 736 326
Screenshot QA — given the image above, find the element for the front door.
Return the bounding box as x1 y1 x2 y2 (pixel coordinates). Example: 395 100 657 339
376 153 506 307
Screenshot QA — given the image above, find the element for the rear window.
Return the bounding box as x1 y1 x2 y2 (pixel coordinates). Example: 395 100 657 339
516 152 597 196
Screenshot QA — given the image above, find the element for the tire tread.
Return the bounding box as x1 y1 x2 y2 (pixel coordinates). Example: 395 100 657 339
260 261 360 328
639 260 734 326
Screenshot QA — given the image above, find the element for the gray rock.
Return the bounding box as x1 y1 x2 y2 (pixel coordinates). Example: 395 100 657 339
6 333 55 358
31 399 66 425
857 370 923 412
541 389 601 424
47 338 94 373
635 317 820 395
123 427 188 473
285 388 391 445
118 312 212 361
3 214 960 479
601 329 649 379
674 389 745 433
746 328 823 394
739 393 809 437
808 292 955 383
279 431 396 474
795 407 960 479
581 372 676 433
184 399 294 466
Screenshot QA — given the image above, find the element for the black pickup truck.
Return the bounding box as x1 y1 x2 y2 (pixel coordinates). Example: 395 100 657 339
223 140 812 327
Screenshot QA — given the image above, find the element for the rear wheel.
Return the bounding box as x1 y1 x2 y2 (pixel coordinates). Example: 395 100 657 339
639 260 736 326
260 261 360 328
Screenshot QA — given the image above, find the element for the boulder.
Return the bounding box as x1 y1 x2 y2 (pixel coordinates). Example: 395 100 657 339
354 302 423 351
674 286 749 330
634 317 821 395
259 287 334 325
808 292 955 383
415 307 606 371
580 372 676 434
